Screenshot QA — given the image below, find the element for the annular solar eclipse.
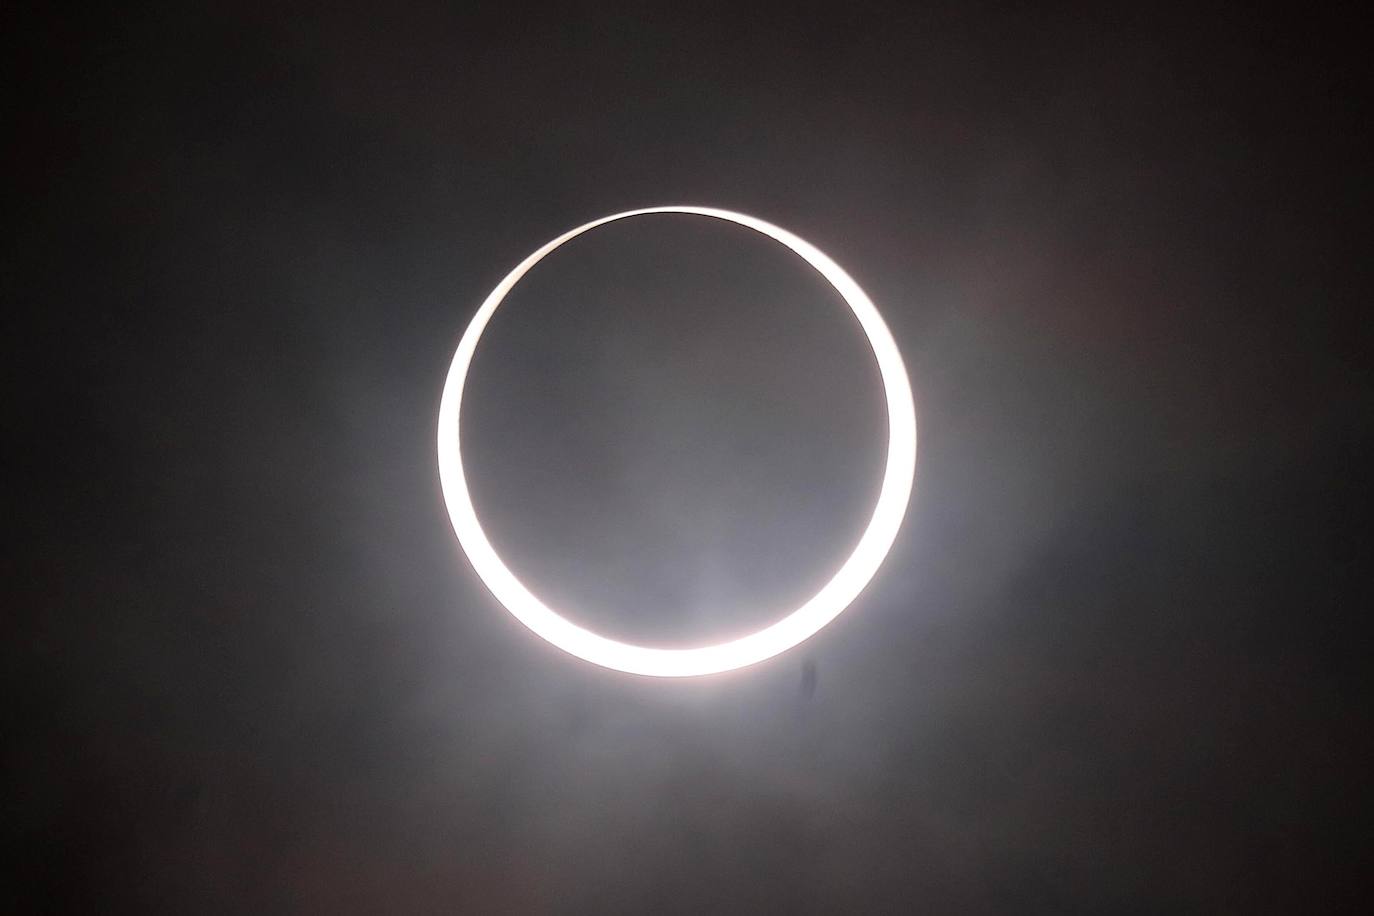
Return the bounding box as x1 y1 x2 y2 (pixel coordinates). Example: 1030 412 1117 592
437 207 917 677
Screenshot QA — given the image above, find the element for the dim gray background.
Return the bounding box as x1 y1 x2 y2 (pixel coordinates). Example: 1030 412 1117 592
6 2 1366 912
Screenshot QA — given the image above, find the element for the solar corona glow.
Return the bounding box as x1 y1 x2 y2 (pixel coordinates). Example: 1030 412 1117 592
437 207 917 677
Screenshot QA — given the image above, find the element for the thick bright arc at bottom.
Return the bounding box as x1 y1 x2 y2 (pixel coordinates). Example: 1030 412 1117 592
437 207 917 677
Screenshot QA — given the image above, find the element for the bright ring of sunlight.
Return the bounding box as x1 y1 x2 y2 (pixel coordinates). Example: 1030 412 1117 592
437 207 917 677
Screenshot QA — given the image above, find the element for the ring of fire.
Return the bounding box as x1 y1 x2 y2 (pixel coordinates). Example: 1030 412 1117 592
437 207 916 677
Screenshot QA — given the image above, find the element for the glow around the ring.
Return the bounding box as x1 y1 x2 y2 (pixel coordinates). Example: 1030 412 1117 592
437 207 916 677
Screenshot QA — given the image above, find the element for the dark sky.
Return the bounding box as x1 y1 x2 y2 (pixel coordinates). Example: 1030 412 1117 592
6 3 1367 912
